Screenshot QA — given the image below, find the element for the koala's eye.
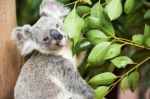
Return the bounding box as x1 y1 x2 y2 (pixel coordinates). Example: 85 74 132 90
56 24 59 28
43 37 49 42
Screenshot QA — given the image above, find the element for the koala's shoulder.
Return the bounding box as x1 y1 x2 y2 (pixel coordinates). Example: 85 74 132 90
19 52 74 79
24 52 72 67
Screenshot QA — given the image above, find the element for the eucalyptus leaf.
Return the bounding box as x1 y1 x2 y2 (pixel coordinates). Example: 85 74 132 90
144 24 150 42
132 34 144 45
124 0 135 14
87 30 110 45
88 42 111 64
84 16 115 36
123 13 143 31
105 44 123 59
120 76 127 94
105 0 122 20
72 42 80 55
79 40 91 51
145 37 150 47
91 2 105 19
84 16 100 29
95 86 109 99
144 9 150 19
111 56 134 68
83 0 92 5
128 71 139 92
76 6 91 17
64 8 84 44
88 72 117 85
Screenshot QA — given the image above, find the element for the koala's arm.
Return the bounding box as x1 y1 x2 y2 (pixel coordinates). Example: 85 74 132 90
62 59 95 99
73 73 95 99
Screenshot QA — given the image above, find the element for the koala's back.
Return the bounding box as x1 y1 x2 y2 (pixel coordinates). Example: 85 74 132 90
15 53 94 99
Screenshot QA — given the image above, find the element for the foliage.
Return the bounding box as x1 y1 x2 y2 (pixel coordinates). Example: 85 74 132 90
17 0 150 99
62 0 150 98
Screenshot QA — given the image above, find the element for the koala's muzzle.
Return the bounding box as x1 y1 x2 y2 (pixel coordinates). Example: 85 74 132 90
50 29 63 41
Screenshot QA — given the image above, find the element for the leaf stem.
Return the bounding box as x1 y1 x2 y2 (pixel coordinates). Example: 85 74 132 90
64 1 77 7
74 0 80 8
91 20 150 50
101 0 111 6
114 37 150 50
82 11 90 18
65 0 79 7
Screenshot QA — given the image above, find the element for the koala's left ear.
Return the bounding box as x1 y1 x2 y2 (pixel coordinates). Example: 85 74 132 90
12 25 35 56
40 0 70 18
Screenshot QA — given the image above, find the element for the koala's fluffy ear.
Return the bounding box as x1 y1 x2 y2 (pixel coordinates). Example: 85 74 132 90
40 0 70 18
12 25 35 56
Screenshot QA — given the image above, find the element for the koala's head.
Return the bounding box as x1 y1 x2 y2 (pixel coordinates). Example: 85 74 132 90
12 0 70 56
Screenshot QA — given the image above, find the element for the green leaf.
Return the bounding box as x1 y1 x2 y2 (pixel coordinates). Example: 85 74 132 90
105 44 123 59
124 0 135 14
91 2 105 19
132 34 144 45
88 42 111 64
76 6 91 17
83 0 92 5
64 8 84 44
105 0 122 20
88 72 117 85
128 71 139 92
144 24 150 42
87 30 110 45
145 37 150 47
84 16 115 36
111 56 134 68
95 86 109 99
79 40 91 51
72 42 80 55
84 17 100 29
120 76 127 94
144 9 150 19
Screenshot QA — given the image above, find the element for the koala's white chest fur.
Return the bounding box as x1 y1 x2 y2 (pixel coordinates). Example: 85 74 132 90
56 45 75 67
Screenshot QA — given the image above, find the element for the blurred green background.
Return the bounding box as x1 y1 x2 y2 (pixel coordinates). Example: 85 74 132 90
16 0 41 25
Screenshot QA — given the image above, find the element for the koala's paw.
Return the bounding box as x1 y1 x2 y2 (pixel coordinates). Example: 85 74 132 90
82 90 95 99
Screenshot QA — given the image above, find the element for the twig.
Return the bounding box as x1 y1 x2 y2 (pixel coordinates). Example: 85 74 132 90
107 56 150 94
90 20 150 51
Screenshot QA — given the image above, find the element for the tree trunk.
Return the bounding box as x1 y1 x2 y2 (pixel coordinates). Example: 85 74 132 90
0 0 23 99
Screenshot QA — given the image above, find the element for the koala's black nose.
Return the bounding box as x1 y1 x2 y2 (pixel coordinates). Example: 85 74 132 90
50 29 63 41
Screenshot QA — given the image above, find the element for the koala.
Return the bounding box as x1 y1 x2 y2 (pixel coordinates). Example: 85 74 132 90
12 0 95 99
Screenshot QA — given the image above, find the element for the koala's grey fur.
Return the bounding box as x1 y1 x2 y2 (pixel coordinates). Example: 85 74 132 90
12 0 95 99
15 52 94 99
